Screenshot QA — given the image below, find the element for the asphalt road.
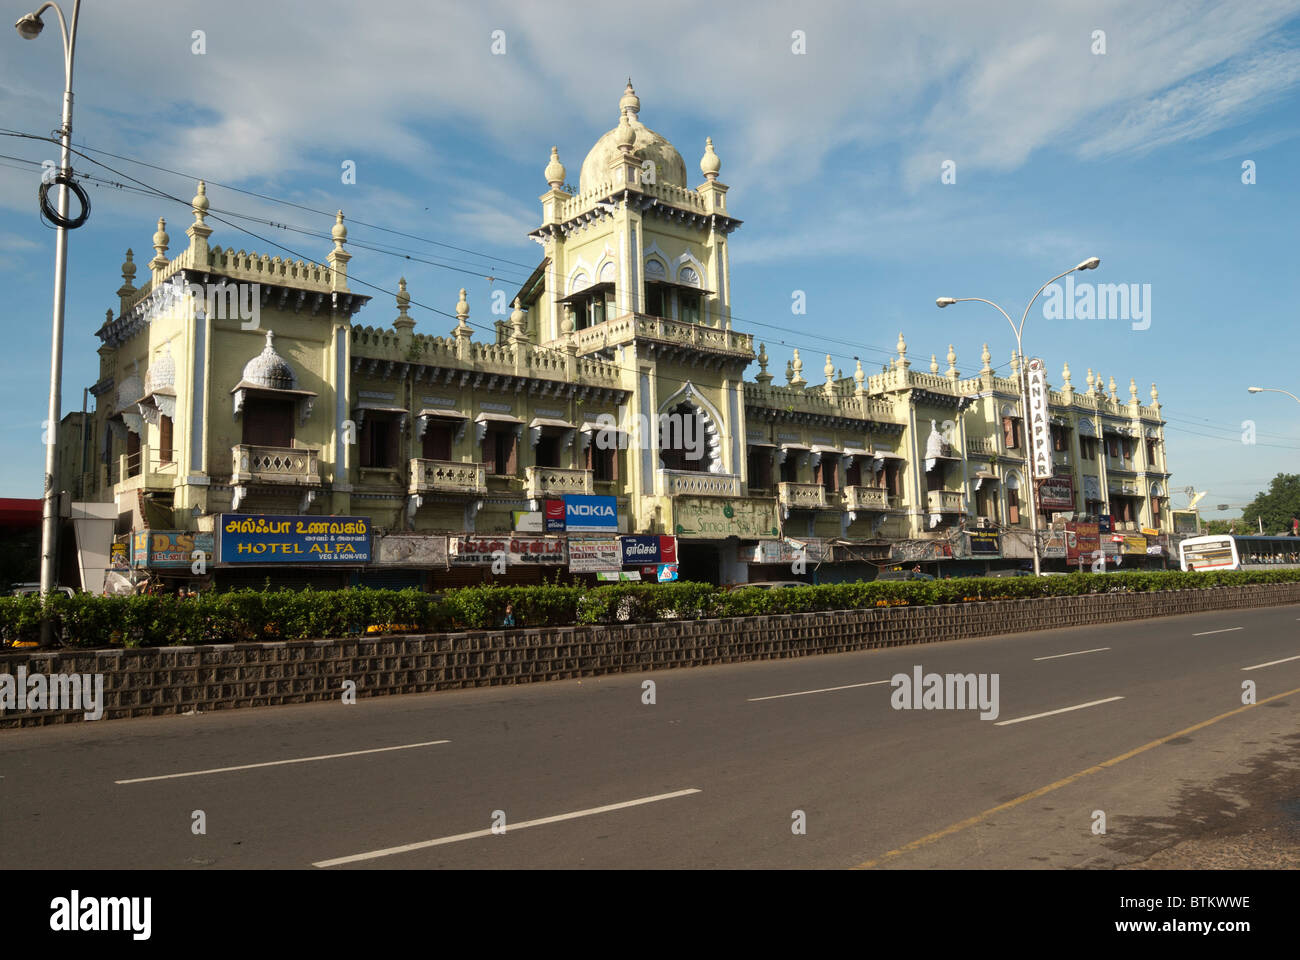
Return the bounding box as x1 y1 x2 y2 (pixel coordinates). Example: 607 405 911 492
2 603 1298 869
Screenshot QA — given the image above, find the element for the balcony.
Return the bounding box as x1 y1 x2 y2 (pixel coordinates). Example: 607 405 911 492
778 482 834 511
408 459 487 496
113 444 179 493
927 489 965 513
662 470 742 498
525 465 593 498
844 485 891 512
231 444 321 487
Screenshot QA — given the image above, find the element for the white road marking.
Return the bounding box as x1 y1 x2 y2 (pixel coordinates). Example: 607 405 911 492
312 788 703 867
1033 647 1111 662
748 680 891 702
1242 654 1300 672
994 696 1125 727
1193 627 1244 637
115 740 451 784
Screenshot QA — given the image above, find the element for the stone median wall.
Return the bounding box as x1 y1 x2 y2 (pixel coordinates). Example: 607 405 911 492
3 583 1297 727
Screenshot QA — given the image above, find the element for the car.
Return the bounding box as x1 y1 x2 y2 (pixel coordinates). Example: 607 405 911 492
875 569 935 582
986 569 1033 578
9 583 77 598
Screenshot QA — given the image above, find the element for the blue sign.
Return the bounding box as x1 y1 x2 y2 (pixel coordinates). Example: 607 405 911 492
218 515 371 564
1098 514 1113 534
657 563 679 583
621 535 663 565
565 495 617 532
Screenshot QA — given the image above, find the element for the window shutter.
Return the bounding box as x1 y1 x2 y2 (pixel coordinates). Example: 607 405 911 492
1008 490 1019 524
505 432 517 475
1002 417 1015 448
158 415 173 464
387 417 402 469
481 429 495 475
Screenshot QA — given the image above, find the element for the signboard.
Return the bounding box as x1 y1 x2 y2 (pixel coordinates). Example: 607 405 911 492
219 516 371 564
890 540 955 562
109 541 129 571
1098 514 1113 534
568 537 622 573
132 531 147 567
544 499 565 533
740 539 832 564
967 530 1001 555
657 563 679 583
1036 475 1074 510
132 530 214 569
1171 511 1199 535
1025 357 1052 479
564 495 617 532
1123 535 1147 555
673 497 780 539
512 510 543 533
1066 522 1100 562
1042 528 1068 559
374 535 448 567
450 536 567 566
621 535 678 566
1141 527 1159 537
597 570 641 582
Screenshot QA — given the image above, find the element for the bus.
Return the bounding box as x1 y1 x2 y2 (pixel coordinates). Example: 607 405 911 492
1178 534 1300 572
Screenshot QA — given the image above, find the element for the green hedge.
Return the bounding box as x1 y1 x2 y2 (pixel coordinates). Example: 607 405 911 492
2 569 1298 649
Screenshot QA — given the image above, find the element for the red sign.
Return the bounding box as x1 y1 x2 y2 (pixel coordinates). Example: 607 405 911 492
1066 521 1100 562
544 499 565 532
658 535 677 564
1036 474 1075 510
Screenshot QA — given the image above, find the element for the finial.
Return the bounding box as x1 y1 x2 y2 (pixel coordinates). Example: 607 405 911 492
545 146 566 190
615 112 636 152
331 210 347 248
981 342 991 373
785 359 794 383
854 359 865 392
824 354 835 382
930 353 939 374
191 180 209 224
896 332 906 359
561 304 575 335
394 277 411 323
105 308 113 324
1108 375 1117 399
1086 368 1095 392
1129 377 1138 402
120 249 137 286
455 287 469 321
1150 382 1159 404
619 79 640 117
791 348 805 386
1062 361 1071 384
510 298 527 340
264 330 276 350
946 344 958 378
757 341 768 373
152 218 169 257
701 137 721 181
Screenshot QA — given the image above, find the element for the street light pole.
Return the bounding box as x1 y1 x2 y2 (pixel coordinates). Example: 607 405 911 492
1247 386 1300 404
937 258 1101 576
17 1 83 644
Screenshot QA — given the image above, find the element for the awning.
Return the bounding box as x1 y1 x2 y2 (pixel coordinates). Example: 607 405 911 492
581 420 628 435
780 442 810 452
475 412 524 424
418 408 470 420
746 441 777 448
810 444 842 455
557 281 615 304
353 403 408 415
530 416 576 430
645 277 716 296
871 449 905 459
842 447 873 458
229 379 318 400
974 471 998 480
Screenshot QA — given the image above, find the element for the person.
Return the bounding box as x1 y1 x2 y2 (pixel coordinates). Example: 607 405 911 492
502 603 516 628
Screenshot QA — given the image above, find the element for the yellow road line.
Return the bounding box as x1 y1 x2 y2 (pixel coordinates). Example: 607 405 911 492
852 683 1300 869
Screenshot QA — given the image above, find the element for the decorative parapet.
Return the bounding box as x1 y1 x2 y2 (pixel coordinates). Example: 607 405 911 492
745 383 903 429
778 481 834 510
927 489 964 513
570 313 753 360
662 470 742 498
231 444 321 486
525 465 594 498
408 459 487 496
844 485 890 512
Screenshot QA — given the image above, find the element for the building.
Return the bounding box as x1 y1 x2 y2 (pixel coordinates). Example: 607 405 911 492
68 82 1175 590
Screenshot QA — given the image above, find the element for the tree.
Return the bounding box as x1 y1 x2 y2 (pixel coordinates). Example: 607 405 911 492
1201 519 1238 535
1241 473 1300 535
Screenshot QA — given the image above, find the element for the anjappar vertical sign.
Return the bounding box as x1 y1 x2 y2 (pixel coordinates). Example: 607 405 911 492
1025 357 1052 480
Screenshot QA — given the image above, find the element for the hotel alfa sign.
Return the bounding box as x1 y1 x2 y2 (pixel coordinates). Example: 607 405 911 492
1025 357 1052 480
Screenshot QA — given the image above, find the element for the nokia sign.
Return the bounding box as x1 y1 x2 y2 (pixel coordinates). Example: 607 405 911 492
564 495 618 532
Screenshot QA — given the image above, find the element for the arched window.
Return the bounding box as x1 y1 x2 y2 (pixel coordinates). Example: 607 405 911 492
659 402 708 472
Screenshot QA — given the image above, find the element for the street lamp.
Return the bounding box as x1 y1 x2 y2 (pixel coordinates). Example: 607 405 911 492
1247 386 1300 404
936 257 1101 576
17 1 83 644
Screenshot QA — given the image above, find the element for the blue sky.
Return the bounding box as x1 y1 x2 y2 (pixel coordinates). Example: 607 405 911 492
1 0 1298 516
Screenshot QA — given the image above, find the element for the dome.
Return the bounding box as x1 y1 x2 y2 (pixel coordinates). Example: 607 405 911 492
578 82 687 193
145 347 176 393
242 330 297 390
